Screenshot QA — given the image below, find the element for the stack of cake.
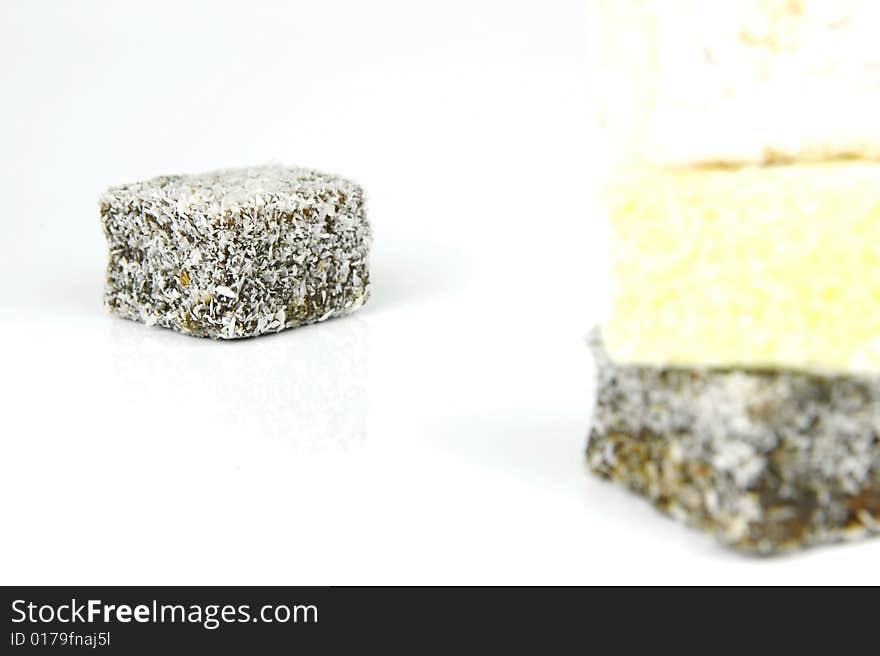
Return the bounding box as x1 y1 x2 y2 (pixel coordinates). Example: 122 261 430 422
587 0 880 552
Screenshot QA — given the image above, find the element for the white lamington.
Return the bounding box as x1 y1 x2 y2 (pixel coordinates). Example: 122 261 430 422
590 0 880 166
100 165 371 339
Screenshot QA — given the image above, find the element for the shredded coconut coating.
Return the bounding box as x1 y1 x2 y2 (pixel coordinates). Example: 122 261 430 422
100 165 371 339
587 330 880 553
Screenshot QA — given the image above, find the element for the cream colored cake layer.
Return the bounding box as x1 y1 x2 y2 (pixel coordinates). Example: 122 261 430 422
590 0 880 166
605 161 880 374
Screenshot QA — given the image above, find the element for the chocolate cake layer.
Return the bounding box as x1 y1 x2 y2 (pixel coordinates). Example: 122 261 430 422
587 332 880 553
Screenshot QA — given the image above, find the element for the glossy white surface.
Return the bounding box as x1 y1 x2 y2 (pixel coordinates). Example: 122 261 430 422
1 0 877 584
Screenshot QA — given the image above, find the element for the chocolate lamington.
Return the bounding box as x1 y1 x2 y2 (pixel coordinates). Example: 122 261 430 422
587 332 880 553
100 165 371 338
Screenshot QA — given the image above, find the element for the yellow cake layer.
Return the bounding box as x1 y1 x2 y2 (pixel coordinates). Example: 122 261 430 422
605 161 880 374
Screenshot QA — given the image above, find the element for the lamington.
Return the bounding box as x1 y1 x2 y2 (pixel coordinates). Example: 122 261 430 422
100 165 371 339
587 0 880 552
590 0 880 166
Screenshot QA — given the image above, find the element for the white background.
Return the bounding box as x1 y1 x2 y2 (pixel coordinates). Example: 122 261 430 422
1 0 876 585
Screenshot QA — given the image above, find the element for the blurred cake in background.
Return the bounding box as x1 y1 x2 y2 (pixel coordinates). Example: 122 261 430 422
591 0 880 166
587 0 880 552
